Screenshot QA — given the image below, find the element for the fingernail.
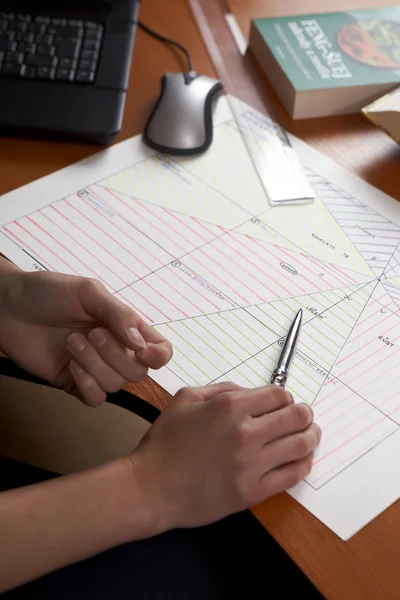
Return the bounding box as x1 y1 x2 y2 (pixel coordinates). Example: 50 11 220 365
67 333 86 353
128 327 146 349
89 328 107 349
300 402 313 420
69 359 84 377
315 423 322 440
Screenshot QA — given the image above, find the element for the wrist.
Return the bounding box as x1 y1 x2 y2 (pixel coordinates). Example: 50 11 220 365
0 259 21 313
0 262 22 351
127 448 176 539
117 454 167 543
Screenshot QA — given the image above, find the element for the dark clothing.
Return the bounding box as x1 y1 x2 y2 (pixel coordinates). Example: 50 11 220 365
0 359 323 599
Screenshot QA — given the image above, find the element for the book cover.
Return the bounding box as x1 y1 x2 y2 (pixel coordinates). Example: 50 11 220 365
250 6 400 118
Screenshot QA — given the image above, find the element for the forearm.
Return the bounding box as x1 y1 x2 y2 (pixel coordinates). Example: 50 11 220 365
0 258 20 321
0 456 158 592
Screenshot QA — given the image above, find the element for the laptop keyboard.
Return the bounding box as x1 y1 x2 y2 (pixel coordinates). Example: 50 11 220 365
0 12 103 84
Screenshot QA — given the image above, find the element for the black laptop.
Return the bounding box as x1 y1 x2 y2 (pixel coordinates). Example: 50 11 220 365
0 0 140 144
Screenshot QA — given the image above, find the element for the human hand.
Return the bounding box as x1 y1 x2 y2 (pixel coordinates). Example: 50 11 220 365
130 383 321 532
0 270 172 405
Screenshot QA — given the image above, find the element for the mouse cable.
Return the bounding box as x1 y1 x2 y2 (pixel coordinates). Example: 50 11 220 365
95 2 194 71
136 21 194 73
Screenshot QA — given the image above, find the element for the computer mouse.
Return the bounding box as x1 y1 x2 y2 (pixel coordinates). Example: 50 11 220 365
143 72 223 156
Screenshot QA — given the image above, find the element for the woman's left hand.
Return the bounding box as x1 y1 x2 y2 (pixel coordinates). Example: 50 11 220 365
0 269 173 406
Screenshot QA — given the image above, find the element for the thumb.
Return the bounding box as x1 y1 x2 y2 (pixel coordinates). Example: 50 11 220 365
81 280 146 350
173 382 243 407
80 280 173 369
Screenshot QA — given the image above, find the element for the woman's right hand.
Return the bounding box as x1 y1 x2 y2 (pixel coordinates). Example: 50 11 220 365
130 382 321 533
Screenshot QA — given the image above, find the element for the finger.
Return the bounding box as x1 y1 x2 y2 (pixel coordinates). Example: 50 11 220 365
226 385 293 417
88 328 148 382
80 280 173 367
67 332 124 393
259 423 321 471
260 453 314 498
254 402 314 444
173 382 243 406
69 359 106 407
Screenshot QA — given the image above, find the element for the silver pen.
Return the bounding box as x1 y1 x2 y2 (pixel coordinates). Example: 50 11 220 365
270 309 302 388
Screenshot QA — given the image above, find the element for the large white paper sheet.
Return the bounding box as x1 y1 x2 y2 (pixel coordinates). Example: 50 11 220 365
1 96 400 540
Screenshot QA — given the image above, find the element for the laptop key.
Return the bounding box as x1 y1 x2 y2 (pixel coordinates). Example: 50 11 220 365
5 51 23 63
1 61 22 75
34 16 50 25
0 40 16 51
82 39 100 51
84 28 102 40
36 34 53 44
51 18 67 26
59 57 76 69
26 54 55 66
27 23 44 33
0 31 15 42
76 69 94 83
37 44 55 56
37 65 55 79
81 49 98 61
55 39 81 58
22 65 36 78
55 67 74 81
79 59 96 71
17 42 36 53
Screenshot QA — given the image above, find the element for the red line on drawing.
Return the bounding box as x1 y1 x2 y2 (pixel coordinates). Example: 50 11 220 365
220 233 287 297
321 404 376 444
319 398 366 430
13 220 80 275
89 191 204 317
100 187 189 254
310 424 395 486
169 268 222 310
64 198 142 279
245 237 310 293
312 414 388 467
116 290 153 323
3 225 57 271
301 253 355 286
141 278 189 318
274 245 332 291
121 285 171 321
27 215 113 290
195 219 220 238
99 188 244 306
195 244 261 303
314 388 354 416
340 296 396 347
220 232 307 298
328 263 359 285
42 209 127 287
69 196 184 317
88 188 161 272
163 210 211 244
54 203 140 283
155 271 203 313
337 330 400 381
210 237 279 299
316 379 348 404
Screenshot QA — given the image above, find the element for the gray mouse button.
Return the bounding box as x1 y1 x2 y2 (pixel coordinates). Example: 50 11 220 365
144 72 223 155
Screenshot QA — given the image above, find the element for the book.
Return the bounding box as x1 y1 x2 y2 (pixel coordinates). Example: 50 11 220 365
249 7 400 119
363 85 400 142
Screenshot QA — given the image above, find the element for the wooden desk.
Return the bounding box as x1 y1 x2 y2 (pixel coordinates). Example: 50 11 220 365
1 0 399 598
